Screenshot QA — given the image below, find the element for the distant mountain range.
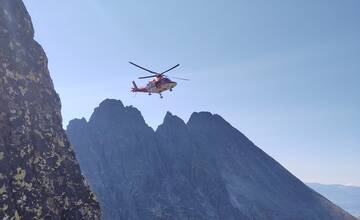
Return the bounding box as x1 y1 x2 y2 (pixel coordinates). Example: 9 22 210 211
308 183 360 217
66 99 357 220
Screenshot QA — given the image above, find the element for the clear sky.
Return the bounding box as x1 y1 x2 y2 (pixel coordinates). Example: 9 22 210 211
23 0 360 186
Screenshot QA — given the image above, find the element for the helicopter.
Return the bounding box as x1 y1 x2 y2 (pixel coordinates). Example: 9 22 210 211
130 62 189 98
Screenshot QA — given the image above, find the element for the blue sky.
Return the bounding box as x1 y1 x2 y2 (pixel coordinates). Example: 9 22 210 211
23 0 360 186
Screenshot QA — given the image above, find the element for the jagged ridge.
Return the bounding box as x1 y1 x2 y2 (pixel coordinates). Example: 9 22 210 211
67 99 356 220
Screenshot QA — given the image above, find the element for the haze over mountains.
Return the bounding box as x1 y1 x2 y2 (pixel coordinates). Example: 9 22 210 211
308 183 360 217
67 99 356 220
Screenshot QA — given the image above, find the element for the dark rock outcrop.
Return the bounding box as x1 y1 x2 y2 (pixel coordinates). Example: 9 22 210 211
0 0 101 219
67 99 356 220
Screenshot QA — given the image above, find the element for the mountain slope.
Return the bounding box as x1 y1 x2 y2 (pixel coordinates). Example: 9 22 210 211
67 99 356 220
67 99 163 219
308 183 360 217
0 0 100 219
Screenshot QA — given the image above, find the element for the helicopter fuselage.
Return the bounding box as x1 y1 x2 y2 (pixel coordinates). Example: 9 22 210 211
132 77 177 95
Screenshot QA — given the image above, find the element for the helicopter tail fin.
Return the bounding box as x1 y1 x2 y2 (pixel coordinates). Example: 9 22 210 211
132 81 138 92
131 81 148 93
132 81 138 89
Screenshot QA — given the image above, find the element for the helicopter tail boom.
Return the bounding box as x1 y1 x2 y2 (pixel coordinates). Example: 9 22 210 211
131 81 148 93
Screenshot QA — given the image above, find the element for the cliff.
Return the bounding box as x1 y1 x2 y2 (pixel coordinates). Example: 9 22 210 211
0 0 101 219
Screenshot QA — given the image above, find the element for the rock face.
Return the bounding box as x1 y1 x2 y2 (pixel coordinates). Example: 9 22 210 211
0 0 101 219
67 99 356 220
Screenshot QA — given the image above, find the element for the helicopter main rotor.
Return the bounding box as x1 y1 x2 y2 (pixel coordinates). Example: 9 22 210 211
129 62 188 80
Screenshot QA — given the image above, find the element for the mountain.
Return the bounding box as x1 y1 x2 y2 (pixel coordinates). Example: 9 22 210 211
67 99 356 220
0 0 100 219
308 183 360 217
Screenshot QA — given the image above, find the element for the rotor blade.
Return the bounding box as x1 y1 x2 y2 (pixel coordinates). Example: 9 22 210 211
160 64 180 75
138 75 157 79
171 76 190 81
129 62 157 74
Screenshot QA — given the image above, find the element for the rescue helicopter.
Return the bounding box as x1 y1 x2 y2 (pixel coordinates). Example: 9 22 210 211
130 62 189 98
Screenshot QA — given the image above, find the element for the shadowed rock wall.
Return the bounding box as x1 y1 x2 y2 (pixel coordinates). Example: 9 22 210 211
0 0 101 219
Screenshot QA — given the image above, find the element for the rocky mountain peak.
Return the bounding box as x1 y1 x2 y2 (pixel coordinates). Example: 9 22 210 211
187 111 230 128
88 99 148 132
157 111 187 132
89 99 125 122
67 99 357 220
67 117 88 133
99 98 125 109
188 111 213 122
